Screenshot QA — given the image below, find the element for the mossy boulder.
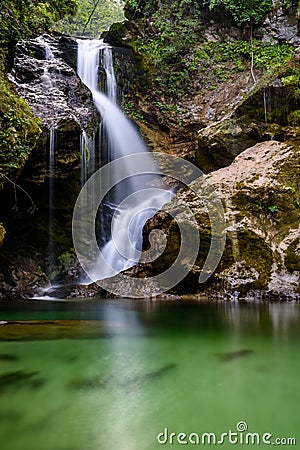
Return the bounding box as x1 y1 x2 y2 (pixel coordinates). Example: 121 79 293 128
285 237 300 272
0 75 41 178
135 140 300 298
197 118 260 173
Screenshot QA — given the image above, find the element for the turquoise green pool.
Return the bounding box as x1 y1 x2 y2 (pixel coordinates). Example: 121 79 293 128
0 299 299 449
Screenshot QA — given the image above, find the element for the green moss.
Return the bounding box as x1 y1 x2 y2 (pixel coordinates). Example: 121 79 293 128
232 183 299 239
123 99 146 122
285 238 300 272
288 110 300 126
276 144 300 194
0 75 42 177
0 223 5 246
237 230 273 288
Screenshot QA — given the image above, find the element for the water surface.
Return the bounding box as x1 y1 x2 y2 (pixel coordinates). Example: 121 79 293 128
0 299 299 449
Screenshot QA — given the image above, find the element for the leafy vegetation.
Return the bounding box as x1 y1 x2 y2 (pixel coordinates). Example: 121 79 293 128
282 68 300 101
0 0 82 181
54 0 125 38
123 99 146 122
208 0 298 25
192 40 294 82
288 110 300 126
0 77 42 176
0 0 78 50
125 0 297 100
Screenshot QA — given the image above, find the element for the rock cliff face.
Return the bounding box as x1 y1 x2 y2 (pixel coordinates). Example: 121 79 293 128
106 3 300 173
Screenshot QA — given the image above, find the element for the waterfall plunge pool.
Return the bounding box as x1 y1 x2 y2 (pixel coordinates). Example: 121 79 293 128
0 299 299 449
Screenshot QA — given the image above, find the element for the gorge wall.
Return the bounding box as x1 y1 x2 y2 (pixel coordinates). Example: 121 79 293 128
0 0 299 299
102 0 300 298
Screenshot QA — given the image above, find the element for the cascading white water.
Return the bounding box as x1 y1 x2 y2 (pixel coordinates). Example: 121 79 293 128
77 39 172 281
37 36 54 61
49 128 56 268
102 47 117 104
263 87 268 125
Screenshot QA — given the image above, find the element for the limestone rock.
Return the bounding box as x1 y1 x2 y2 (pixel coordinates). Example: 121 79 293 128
197 118 260 172
262 7 300 44
137 141 300 298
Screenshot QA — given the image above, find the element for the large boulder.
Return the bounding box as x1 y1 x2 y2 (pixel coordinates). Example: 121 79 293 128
136 140 300 298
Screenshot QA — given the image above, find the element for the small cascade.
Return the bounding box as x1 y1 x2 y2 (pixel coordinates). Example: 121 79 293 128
80 130 96 185
263 87 268 125
101 47 117 104
48 128 56 271
76 39 172 281
37 36 54 61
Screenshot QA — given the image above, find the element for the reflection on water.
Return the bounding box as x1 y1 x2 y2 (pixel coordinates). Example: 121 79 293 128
0 299 299 450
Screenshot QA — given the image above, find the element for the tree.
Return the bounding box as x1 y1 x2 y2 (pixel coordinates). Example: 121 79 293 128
208 0 274 25
0 0 78 49
54 0 125 37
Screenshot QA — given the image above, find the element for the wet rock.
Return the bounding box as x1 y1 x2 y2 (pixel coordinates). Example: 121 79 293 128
9 34 99 182
0 224 5 247
0 320 145 340
0 256 49 300
262 7 300 44
44 282 105 299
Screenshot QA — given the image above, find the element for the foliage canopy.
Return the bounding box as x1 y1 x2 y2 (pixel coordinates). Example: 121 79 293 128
0 0 78 49
208 0 299 25
54 0 125 37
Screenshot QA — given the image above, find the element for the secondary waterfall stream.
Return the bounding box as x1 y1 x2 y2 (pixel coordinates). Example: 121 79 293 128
76 39 172 281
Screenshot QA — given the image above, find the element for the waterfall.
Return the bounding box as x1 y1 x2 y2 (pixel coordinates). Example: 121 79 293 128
37 35 54 61
76 39 172 281
49 128 56 272
102 47 117 104
263 87 268 125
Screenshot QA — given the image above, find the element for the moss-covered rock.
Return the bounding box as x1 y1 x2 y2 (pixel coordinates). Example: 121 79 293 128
0 75 42 179
134 140 299 298
197 118 260 172
285 237 300 272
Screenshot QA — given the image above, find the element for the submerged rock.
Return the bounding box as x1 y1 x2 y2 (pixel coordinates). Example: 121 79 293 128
0 354 19 362
216 349 254 362
70 363 177 391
